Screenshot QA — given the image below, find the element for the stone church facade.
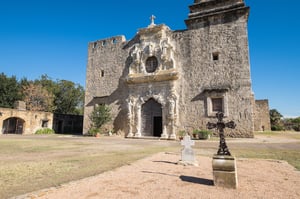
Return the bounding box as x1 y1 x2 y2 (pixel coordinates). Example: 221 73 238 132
84 0 263 138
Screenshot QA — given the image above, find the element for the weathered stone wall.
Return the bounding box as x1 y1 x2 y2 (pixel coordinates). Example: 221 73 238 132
177 25 253 137
84 0 256 138
0 107 53 135
83 36 129 134
254 100 271 131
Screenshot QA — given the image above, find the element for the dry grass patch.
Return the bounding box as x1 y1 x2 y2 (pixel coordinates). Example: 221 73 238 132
0 136 178 199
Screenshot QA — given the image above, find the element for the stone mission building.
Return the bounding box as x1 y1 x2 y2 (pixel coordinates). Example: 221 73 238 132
84 0 268 138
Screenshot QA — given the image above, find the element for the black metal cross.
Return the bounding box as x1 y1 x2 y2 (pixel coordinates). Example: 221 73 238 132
207 112 236 156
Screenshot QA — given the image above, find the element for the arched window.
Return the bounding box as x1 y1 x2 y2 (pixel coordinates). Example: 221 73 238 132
145 56 158 73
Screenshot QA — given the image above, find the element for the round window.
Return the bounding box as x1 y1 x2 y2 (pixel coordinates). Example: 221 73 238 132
145 56 158 73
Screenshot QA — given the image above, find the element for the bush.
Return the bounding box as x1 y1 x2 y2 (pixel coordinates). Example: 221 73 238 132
197 129 212 139
35 128 55 135
89 104 111 130
87 127 100 136
271 125 285 131
177 130 186 139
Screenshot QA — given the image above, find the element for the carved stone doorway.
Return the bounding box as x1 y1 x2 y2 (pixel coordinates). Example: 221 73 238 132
2 117 25 134
142 98 162 137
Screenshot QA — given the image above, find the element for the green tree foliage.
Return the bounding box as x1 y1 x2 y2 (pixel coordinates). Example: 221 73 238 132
89 104 111 131
53 80 85 114
269 109 284 131
0 73 84 115
0 73 22 108
283 117 300 132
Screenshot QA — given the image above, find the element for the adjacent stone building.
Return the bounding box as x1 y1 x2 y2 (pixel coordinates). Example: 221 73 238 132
0 101 53 134
84 0 263 138
0 101 83 135
254 100 271 131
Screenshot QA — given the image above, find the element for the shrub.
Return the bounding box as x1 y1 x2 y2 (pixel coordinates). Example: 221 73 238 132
271 125 285 131
178 130 186 138
35 128 55 135
87 127 100 136
197 129 212 139
89 104 111 130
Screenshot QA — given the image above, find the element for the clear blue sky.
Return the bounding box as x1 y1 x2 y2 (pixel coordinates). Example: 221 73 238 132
0 0 299 117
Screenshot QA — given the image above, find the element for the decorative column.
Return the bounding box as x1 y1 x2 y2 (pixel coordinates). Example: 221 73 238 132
160 106 168 139
134 104 142 137
126 97 134 138
168 93 177 140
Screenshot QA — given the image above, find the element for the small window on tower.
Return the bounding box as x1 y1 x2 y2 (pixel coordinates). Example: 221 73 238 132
101 70 105 77
212 52 219 61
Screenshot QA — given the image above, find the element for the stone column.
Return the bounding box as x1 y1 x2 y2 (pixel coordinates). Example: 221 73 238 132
160 106 168 139
126 98 134 138
168 96 177 140
135 104 142 137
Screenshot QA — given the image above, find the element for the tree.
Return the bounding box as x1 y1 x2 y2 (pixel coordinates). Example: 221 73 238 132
23 83 55 112
89 104 111 131
0 73 22 108
269 109 284 131
53 80 85 115
283 117 300 132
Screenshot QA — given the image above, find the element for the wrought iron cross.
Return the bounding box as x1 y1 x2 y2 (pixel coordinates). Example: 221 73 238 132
207 112 236 156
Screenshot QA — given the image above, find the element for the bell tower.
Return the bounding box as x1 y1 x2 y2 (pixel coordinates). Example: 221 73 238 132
185 0 249 29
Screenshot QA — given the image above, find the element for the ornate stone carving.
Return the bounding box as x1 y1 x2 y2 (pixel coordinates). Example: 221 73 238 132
128 24 176 79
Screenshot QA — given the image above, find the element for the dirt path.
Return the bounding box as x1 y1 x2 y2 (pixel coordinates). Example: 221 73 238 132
17 152 300 199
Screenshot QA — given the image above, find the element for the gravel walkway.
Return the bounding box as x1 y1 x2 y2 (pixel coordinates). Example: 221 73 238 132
17 152 300 199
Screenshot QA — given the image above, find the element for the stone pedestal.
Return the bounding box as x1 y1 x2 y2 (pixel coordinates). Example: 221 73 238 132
212 155 238 189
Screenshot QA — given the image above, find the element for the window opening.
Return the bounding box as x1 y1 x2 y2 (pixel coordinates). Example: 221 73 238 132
145 56 158 73
42 120 49 128
212 52 219 61
212 98 223 112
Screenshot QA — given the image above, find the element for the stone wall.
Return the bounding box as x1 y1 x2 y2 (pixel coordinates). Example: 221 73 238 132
254 100 271 131
84 0 256 138
0 107 53 135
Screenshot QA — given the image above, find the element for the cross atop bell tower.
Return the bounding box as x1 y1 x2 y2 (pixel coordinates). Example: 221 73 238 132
148 15 156 27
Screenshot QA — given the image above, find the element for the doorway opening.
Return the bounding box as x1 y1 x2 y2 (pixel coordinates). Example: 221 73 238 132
2 117 25 134
142 98 162 137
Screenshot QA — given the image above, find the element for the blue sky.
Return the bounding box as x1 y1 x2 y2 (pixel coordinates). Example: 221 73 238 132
0 0 299 117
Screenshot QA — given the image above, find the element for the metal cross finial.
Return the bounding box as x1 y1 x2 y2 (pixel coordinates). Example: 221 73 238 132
150 15 156 26
207 112 236 156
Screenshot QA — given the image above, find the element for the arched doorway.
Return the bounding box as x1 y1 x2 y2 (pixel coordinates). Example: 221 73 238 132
2 117 25 134
142 98 162 137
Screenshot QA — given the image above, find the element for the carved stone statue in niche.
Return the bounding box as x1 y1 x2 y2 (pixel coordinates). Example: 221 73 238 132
161 39 174 70
129 45 141 73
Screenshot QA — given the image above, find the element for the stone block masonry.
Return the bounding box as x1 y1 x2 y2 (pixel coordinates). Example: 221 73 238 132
84 0 267 138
